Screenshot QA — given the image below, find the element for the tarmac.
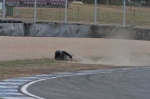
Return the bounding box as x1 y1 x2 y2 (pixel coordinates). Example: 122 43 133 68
27 68 150 99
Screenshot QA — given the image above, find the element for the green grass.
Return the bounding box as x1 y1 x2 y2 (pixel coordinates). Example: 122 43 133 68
2 4 150 26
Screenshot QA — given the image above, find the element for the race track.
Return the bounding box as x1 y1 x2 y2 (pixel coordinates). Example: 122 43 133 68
26 68 150 99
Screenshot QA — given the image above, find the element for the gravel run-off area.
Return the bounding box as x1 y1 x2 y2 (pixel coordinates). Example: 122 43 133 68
0 36 150 80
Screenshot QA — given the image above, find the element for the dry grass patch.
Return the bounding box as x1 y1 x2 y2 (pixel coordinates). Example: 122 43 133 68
0 58 130 81
5 4 150 25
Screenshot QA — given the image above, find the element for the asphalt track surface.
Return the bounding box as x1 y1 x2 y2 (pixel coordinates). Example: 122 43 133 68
27 68 150 99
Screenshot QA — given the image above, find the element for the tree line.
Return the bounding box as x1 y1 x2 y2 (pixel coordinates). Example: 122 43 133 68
72 0 150 6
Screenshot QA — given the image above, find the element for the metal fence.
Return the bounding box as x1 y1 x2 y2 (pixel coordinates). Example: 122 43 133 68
1 0 150 26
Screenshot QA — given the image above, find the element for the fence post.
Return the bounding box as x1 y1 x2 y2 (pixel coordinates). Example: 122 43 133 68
134 10 135 24
59 6 61 21
123 0 126 27
77 6 80 21
40 5 42 20
98 7 100 22
34 0 37 23
64 0 68 23
94 0 97 25
116 10 118 24
15 3 19 17
107 0 108 6
2 0 5 20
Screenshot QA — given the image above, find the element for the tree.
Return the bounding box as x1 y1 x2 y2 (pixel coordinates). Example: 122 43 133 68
82 0 150 6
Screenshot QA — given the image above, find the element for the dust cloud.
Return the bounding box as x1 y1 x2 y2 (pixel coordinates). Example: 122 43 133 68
71 39 150 66
72 53 150 66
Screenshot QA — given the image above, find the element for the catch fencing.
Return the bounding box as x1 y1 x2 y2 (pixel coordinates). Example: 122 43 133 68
1 0 150 26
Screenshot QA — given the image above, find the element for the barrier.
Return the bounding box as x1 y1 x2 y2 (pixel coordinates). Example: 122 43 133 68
29 23 90 37
0 23 24 36
1 22 150 41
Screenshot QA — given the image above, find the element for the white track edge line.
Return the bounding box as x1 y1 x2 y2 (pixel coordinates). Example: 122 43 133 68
21 73 96 99
21 68 147 99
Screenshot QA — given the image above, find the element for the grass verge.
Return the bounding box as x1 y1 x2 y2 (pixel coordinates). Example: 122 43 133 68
0 58 64 80
0 58 130 81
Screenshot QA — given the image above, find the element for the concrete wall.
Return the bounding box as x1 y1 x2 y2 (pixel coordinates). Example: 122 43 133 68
28 23 150 41
89 25 150 40
1 22 150 41
29 23 90 37
0 23 24 36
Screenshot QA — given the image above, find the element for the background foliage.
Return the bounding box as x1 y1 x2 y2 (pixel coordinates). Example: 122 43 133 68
80 0 150 6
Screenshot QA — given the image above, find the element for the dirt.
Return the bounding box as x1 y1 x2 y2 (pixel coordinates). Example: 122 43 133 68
0 36 150 80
